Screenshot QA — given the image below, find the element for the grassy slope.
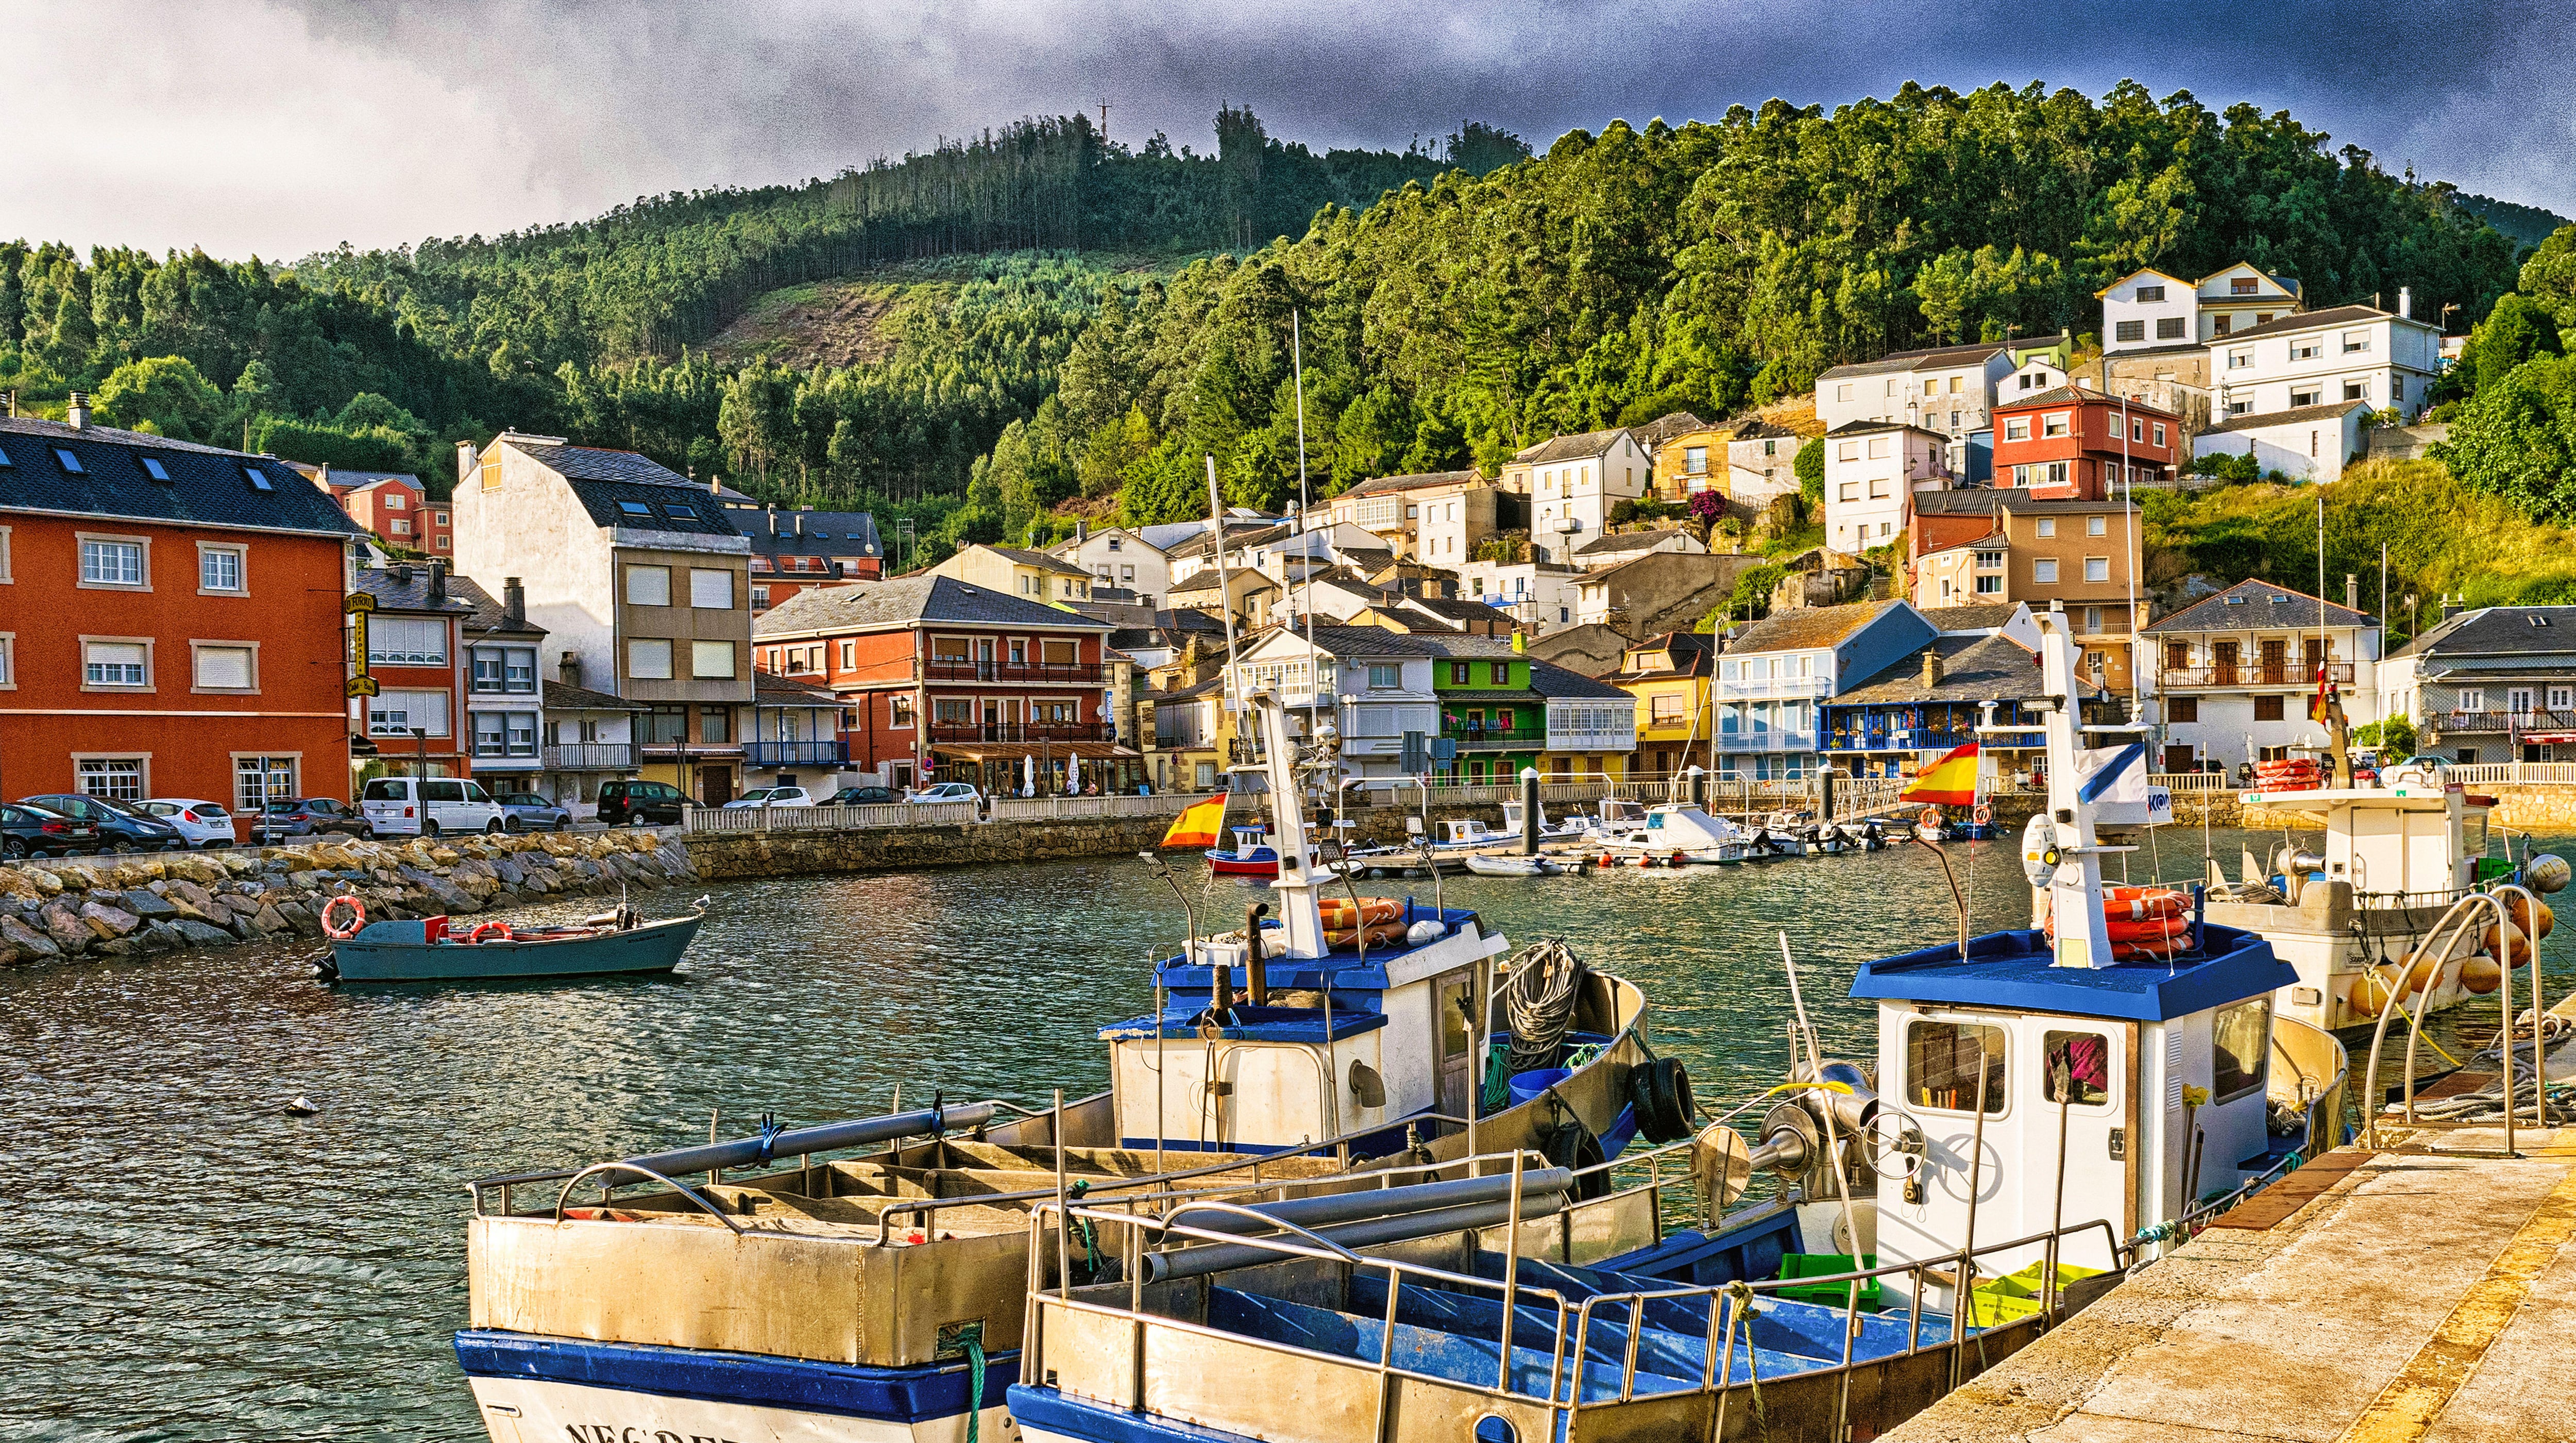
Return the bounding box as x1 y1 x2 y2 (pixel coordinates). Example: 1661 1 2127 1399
702 250 1203 371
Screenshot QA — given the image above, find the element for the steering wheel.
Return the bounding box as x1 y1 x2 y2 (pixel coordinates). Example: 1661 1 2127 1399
1861 1109 1929 1180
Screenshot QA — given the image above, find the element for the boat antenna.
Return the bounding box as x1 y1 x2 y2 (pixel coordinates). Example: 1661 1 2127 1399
1292 308 1323 763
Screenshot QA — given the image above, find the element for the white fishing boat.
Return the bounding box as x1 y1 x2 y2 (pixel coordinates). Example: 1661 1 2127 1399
1463 852 1569 878
1581 801 1754 865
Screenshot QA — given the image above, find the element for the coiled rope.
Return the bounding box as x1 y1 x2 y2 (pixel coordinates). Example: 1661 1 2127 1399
1501 939 1586 1076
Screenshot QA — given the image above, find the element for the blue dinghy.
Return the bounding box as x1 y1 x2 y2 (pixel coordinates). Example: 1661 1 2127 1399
325 905 703 982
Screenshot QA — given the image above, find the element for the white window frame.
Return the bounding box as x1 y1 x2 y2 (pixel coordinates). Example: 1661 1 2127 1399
368 690 452 737
197 541 248 596
233 754 299 815
366 616 449 667
2032 559 2060 585
0 632 12 689
2087 514 2108 536
625 564 673 607
2036 518 2055 538
80 635 155 691
75 756 149 802
77 532 150 591
690 640 737 679
0 525 12 583
628 637 674 681
2084 556 2111 582
190 640 261 694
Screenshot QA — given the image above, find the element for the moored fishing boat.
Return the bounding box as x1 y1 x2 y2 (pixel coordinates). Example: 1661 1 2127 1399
320 898 703 982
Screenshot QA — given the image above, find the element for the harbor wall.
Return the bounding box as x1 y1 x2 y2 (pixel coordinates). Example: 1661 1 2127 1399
0 829 694 967
2157 784 2576 832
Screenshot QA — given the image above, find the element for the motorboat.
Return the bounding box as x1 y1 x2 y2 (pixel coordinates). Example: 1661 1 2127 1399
1500 798 1595 841
1204 824 1319 878
1009 613 2352 1443
1463 852 1570 878
320 900 702 982
454 690 1673 1443
1580 801 1755 865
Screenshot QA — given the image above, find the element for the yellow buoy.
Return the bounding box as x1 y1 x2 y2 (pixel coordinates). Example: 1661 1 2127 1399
2460 954 2503 995
2353 963 2406 1017
2398 952 2442 995
2482 922 2534 969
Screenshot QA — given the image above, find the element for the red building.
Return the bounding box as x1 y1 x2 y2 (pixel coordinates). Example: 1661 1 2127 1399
1 410 363 826
752 574 1140 794
296 466 452 555
740 506 885 615
1990 385 2180 500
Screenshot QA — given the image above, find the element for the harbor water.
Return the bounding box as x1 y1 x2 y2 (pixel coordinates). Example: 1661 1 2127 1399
5 830 2569 1440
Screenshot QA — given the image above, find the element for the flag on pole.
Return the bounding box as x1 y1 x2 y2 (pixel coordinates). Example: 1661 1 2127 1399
1899 743 1982 806
2308 658 2338 722
1159 794 1229 848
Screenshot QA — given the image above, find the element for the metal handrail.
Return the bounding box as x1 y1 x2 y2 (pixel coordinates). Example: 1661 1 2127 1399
549 1161 747 1237
2360 886 2531 1151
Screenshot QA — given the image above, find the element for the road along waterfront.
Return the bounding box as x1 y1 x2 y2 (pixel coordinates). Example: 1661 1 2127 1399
3 830 2566 1440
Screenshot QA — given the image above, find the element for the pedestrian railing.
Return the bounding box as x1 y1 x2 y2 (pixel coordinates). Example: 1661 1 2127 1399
2150 772 2231 792
683 801 977 834
2445 762 2576 785
988 794 1197 822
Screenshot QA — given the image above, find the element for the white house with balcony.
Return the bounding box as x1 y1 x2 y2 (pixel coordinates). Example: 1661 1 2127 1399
1526 659 1639 779
2210 299 2442 424
1499 429 1652 563
1051 524 1176 607
1452 560 1586 632
1710 599 1939 779
1229 624 1442 779
1822 421 1952 555
2141 581 2381 774
2376 605 2576 767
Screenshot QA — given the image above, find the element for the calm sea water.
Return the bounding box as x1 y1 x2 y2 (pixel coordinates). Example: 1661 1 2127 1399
4 830 2567 1439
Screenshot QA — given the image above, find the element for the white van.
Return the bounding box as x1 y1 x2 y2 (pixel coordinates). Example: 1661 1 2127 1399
360 776 508 838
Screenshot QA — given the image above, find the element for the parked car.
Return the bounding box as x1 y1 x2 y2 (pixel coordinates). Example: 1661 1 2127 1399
596 779 687 827
819 785 902 807
906 781 983 807
493 792 573 832
139 797 240 847
723 786 815 809
358 776 507 837
248 796 370 844
19 793 184 852
2 802 100 858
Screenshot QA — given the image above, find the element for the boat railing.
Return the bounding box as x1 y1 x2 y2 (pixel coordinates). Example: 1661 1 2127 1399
2360 883 2560 1153
1027 1181 2132 1441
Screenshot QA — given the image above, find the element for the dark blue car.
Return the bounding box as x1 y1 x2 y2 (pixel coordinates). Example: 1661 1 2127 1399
2 801 102 858
18 794 184 852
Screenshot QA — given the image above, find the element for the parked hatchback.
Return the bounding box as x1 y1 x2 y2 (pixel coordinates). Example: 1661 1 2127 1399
819 785 901 807
249 797 369 844
723 786 815 809
2 802 100 858
19 794 184 852
493 792 574 832
359 777 507 837
596 779 687 827
139 797 240 847
906 781 983 806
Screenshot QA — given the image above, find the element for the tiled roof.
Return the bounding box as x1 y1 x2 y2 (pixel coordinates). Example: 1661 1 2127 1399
745 509 882 559
1825 418 1946 439
982 544 1091 577
1834 633 2097 706
0 416 364 539
1915 603 2023 634
1913 488 2025 516
2201 400 2374 435
2143 580 2370 634
1421 634 1523 658
754 575 1111 636
543 679 643 712
1514 429 1632 465
1406 596 1507 623
349 563 478 613
2212 305 2409 345
1726 599 1911 655
1338 468 1483 499
2392 606 2576 661
453 574 544 637
1631 412 1708 449
1527 658 1635 700
1817 342 2007 381
1574 528 1692 556
1993 384 2181 420
753 670 842 704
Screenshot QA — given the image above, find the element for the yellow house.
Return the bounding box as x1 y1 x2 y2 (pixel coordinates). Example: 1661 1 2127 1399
928 544 1093 609
1613 631 1718 779
1650 424 1737 501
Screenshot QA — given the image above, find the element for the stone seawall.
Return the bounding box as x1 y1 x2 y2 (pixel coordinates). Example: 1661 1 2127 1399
0 829 696 967
2160 784 2576 832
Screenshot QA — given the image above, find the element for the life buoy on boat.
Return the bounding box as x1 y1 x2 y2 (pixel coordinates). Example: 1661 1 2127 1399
1972 803 1994 826
1318 897 1400 929
1920 804 1945 829
469 922 514 945
320 894 365 939
2103 886 2191 920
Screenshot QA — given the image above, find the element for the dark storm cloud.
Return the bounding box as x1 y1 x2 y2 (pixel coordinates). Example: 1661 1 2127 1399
9 0 2570 257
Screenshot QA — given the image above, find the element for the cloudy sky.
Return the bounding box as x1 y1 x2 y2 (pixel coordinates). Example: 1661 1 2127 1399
6 0 2570 260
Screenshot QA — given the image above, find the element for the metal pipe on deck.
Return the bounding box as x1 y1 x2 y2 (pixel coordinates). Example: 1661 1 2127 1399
598 1101 998 1184
1164 1167 1573 1239
1139 1195 1558 1284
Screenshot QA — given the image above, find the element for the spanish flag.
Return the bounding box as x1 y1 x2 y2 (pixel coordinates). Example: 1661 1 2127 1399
1900 743 1981 806
1160 794 1229 848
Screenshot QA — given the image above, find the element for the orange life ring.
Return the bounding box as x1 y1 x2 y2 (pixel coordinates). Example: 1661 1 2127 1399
2103 887 2191 920
1972 803 1994 825
320 895 365 939
469 922 515 945
1920 804 1945 827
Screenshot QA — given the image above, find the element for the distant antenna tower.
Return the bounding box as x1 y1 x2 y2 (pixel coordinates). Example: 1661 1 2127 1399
1096 99 1110 141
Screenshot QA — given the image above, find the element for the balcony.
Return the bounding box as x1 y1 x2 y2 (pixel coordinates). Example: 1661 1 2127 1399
923 659 1104 685
744 740 850 767
1714 676 1832 701
1548 729 1637 754
1717 730 1820 753
2441 710 2576 735
541 743 635 770
1441 721 1547 749
925 721 1110 745
2161 662 2354 690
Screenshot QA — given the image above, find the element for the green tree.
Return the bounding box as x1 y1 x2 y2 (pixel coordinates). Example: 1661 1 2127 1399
2520 224 2576 333
2462 293 2566 394
93 355 223 441
2431 355 2576 521
1793 438 1825 505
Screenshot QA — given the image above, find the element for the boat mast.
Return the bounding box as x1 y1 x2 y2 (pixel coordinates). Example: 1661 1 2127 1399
2035 612 2117 967
1250 692 1330 960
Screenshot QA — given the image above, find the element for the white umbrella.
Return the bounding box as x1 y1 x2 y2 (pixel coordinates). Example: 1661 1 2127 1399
1022 753 1036 797
1069 753 1083 793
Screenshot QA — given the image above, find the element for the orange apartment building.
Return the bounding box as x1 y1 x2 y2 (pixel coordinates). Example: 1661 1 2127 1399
2 410 362 820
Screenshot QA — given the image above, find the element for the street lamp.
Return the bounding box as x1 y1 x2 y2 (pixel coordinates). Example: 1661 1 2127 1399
411 726 429 778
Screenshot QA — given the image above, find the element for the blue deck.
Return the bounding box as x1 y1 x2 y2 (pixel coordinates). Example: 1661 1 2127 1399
1100 1005 1390 1044
1151 904 1484 995
454 1330 1012 1421
1850 922 2293 1022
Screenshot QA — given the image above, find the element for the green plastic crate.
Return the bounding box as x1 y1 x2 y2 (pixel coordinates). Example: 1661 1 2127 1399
1774 1252 1883 1312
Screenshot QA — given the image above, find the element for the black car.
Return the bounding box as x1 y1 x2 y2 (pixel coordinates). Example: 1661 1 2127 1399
596 779 687 826
251 796 371 844
2 802 101 858
18 794 184 852
819 785 902 807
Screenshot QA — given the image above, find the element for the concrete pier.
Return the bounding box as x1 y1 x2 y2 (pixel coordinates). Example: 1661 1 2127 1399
1887 1125 2576 1442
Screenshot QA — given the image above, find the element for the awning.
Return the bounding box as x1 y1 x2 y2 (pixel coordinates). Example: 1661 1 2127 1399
2521 732 2576 744
930 742 1140 761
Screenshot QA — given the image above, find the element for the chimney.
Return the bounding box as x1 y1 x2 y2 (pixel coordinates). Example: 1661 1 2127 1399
1076 519 1088 543
391 562 413 585
560 651 582 686
65 392 88 430
2442 594 2464 621
426 559 447 604
503 577 525 628
2398 287 2412 320
456 440 476 488
2345 574 2358 614
767 507 777 536
1921 649 1944 687
709 475 722 495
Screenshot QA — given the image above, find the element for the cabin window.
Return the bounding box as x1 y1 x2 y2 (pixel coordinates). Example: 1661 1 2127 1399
1906 1019 2008 1114
2211 999 2269 1104
2042 1031 2112 1107
1438 978 1472 1060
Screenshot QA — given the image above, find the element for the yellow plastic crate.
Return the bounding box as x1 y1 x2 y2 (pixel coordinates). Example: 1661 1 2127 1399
1963 1259 2106 1328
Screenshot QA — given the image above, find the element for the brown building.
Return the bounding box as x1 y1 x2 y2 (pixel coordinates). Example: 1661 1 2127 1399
1912 493 2147 694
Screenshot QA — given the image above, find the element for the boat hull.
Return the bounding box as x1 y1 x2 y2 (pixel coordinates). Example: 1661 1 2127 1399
331 915 699 982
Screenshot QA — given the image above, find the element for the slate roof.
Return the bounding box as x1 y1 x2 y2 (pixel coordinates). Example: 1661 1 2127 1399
1527 658 1637 700
0 416 365 539
1723 417 1802 441
2212 305 2411 345
1825 418 1947 439
754 575 1112 637
452 575 543 637
1515 429 1632 465
1817 342 2007 381
1834 633 2095 707
983 544 1090 577
1574 528 1694 556
2141 580 2368 634
1617 631 1719 677
1338 468 1483 499
1631 412 1708 449
1725 599 1912 655
1993 384 2181 420
1420 634 1524 658
1914 603 2024 635
1406 596 1509 625
753 670 843 704
543 679 643 712
2383 607 2576 661
2200 400 2374 435
1292 624 1447 659
1914 487 2027 515
349 563 478 614
745 509 882 559
509 439 743 536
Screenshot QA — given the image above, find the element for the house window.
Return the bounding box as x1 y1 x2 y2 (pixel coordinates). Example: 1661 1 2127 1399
1451 662 1471 684
751 585 770 610
2457 689 2486 713
1974 550 2004 570
625 565 672 606
2228 349 2251 370
2042 414 2070 438
2114 320 2145 343
2087 514 2108 536
1906 1019 2007 1114
1838 482 1859 502
367 617 447 666
82 639 149 687
2550 686 2572 712
2345 381 2369 401
1836 383 1853 401
2036 518 2056 538
473 711 507 757
2231 277 2258 295
199 545 245 593
840 641 856 670
2255 695 2286 722
1867 437 1890 459
2170 697 2199 723
1974 574 2003 595
2342 330 2370 354
235 757 297 815
2032 558 2060 584
192 643 257 691
691 641 737 679
2214 315 2234 336
689 568 735 609
2291 387 2322 407
80 538 146 587
370 691 451 736
2137 284 2166 303
2084 557 2110 582
2291 340 2321 361
2153 423 2167 446
1367 664 1400 690
77 758 146 802
1868 478 1889 499
1685 446 1707 475
890 696 916 728
628 637 674 680
2005 418 2029 441
700 706 732 744
389 518 412 536
1837 441 1859 462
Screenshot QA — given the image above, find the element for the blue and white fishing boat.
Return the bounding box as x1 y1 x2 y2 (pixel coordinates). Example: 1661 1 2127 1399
1005 611 2353 1443
453 689 1677 1443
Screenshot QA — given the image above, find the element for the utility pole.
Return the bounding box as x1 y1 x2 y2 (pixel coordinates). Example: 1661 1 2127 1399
1096 100 1110 141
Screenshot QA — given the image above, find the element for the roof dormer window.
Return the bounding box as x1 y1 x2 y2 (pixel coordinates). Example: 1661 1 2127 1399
665 504 697 520
143 458 172 481
2532 615 2553 628
243 465 272 491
